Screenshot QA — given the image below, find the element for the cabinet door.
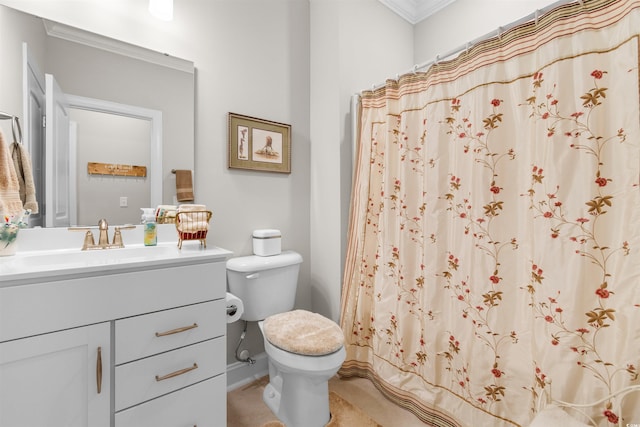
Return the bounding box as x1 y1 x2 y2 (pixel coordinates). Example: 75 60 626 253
0 323 111 427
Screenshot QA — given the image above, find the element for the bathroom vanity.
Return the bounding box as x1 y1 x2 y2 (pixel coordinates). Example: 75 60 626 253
0 226 231 427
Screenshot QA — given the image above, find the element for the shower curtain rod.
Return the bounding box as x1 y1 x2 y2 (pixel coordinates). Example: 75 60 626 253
364 0 581 93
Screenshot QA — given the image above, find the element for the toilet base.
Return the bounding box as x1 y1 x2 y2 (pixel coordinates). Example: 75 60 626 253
257 319 345 427
262 371 331 427
262 383 281 420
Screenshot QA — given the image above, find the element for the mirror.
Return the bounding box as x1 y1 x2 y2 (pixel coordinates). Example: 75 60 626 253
0 4 195 227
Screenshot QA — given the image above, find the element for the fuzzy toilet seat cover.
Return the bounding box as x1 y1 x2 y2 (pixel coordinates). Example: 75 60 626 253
263 309 344 356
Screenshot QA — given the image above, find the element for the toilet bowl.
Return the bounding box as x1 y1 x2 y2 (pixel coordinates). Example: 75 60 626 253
226 250 346 427
259 319 346 427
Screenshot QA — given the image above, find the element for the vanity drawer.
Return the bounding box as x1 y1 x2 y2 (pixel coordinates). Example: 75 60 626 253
115 299 225 364
115 374 226 427
115 338 224 411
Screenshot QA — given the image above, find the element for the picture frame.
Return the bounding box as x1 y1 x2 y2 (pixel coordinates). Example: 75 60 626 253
228 112 291 173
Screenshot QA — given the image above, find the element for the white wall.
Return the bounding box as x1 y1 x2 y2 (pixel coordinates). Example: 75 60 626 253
310 0 413 321
414 0 562 66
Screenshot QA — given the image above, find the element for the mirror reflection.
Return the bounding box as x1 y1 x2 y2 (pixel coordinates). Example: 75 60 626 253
0 4 195 227
71 109 151 227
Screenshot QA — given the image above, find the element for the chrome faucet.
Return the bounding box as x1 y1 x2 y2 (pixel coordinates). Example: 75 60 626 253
69 219 135 250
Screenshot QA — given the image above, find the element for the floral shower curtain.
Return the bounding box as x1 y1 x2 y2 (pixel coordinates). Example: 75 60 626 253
339 1 640 426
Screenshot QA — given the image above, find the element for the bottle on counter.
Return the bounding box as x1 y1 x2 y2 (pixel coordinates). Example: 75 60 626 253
141 208 157 246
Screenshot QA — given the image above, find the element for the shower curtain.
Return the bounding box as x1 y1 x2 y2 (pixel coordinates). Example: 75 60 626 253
340 1 640 426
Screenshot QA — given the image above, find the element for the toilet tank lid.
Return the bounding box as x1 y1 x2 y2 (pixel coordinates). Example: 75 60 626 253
226 250 303 272
253 229 281 239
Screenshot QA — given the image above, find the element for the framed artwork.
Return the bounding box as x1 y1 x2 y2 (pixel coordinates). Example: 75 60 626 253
228 113 291 173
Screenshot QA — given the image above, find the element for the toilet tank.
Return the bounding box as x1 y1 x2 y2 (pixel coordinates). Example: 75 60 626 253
226 251 303 321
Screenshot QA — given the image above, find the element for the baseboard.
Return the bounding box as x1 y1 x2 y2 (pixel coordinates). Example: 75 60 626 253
226 352 269 392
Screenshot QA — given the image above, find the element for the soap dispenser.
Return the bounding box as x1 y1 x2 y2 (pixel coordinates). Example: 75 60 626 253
141 208 157 246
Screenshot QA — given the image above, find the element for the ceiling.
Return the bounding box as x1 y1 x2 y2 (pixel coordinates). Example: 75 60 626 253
379 0 457 24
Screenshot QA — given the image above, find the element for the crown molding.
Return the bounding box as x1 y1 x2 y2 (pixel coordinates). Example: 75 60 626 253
42 19 194 74
379 0 457 24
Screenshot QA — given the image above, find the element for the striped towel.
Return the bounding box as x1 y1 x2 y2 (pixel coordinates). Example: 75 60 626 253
175 169 194 202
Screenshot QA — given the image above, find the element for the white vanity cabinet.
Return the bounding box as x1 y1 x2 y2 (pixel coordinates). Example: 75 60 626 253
0 322 111 427
114 299 227 427
0 243 231 427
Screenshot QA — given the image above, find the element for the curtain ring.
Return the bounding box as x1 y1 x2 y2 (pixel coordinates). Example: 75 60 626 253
434 54 440 65
413 64 418 74
465 42 471 54
497 26 503 39
534 9 540 26
577 0 584 6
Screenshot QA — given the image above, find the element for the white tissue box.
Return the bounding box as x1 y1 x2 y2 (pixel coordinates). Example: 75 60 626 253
253 229 281 256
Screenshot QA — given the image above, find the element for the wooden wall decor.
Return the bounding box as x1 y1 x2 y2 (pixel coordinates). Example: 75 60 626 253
87 162 147 177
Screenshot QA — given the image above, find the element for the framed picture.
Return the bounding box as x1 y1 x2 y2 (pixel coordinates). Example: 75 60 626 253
228 113 291 173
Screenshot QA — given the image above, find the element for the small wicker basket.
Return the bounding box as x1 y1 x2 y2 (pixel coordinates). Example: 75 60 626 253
175 210 212 249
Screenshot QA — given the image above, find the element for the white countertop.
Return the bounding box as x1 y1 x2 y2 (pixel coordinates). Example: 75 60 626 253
0 224 232 287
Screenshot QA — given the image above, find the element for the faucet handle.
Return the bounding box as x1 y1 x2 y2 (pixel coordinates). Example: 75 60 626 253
68 226 97 251
115 225 136 231
68 226 94 232
112 229 123 247
67 227 96 251
112 225 136 247
83 231 96 250
98 218 108 229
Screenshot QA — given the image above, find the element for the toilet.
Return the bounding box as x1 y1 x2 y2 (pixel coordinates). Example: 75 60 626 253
226 250 346 427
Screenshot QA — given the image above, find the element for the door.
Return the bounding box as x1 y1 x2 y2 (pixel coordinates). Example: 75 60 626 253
23 42 45 228
0 323 111 427
45 73 71 227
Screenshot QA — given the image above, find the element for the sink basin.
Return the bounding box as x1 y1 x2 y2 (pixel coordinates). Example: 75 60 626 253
13 244 177 268
0 242 230 287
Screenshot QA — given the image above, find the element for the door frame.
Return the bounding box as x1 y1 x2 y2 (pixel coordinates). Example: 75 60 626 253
65 95 163 212
23 42 46 227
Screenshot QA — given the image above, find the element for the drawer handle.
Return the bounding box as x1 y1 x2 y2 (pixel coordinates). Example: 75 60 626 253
155 323 198 337
96 346 103 394
155 363 198 382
